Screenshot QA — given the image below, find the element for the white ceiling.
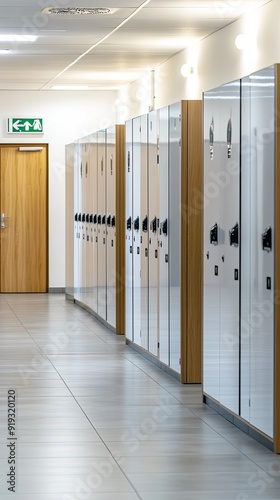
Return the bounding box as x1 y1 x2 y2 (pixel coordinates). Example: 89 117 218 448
0 0 271 90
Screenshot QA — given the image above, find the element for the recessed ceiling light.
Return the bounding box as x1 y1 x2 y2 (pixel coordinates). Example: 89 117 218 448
0 35 37 42
42 7 112 15
51 85 90 90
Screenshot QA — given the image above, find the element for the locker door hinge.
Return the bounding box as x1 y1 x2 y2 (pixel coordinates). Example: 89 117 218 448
179 358 181 365
158 342 160 349
249 399 251 408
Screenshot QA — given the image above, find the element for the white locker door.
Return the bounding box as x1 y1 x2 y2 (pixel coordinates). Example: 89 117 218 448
219 81 240 414
241 67 275 438
106 126 116 328
84 137 91 308
169 102 181 374
140 114 149 351
125 120 133 341
90 132 98 313
203 89 221 401
159 106 169 365
148 110 159 357
74 141 80 300
133 117 142 346
97 130 107 320
77 140 83 302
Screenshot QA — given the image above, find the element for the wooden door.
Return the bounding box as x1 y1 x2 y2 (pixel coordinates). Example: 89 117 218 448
0 145 48 292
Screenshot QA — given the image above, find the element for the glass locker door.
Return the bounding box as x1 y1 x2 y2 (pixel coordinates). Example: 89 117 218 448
132 116 142 346
148 110 159 357
219 82 240 414
97 130 107 321
140 114 149 350
125 120 133 341
169 102 181 374
159 106 169 365
106 126 116 328
241 67 275 438
203 90 221 401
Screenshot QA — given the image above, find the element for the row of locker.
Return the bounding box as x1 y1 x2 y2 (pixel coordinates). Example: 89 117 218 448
125 101 202 382
203 64 280 452
66 100 202 383
65 126 125 333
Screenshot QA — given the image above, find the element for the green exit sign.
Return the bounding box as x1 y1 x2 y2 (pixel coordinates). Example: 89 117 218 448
7 118 43 133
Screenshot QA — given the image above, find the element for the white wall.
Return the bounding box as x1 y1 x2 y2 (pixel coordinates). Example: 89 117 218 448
0 90 117 288
117 0 280 119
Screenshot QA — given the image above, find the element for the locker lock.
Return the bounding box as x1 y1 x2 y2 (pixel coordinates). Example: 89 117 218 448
229 223 239 247
126 216 132 231
142 216 148 233
262 226 272 252
210 223 218 245
133 217 140 231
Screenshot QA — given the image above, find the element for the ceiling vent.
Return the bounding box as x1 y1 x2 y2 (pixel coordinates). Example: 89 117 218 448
42 7 112 15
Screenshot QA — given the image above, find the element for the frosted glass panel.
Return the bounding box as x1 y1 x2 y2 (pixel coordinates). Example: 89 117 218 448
203 88 221 401
148 110 159 357
169 102 181 374
125 120 133 341
133 117 142 346
159 106 169 366
241 67 275 438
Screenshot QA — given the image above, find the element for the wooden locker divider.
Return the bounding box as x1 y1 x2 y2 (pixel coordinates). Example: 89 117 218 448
275 64 280 453
116 124 126 335
181 100 203 384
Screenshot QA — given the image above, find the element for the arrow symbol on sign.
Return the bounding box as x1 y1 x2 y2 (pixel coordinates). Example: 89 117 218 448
12 120 21 131
22 121 32 131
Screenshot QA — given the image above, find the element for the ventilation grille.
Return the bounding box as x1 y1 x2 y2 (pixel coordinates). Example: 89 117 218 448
42 7 111 15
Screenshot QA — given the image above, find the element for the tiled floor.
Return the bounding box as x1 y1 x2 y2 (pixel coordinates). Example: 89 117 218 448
0 293 280 499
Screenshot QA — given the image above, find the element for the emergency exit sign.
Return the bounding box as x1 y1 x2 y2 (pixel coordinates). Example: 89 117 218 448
7 118 43 133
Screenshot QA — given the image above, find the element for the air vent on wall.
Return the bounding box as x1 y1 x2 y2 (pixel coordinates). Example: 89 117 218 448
42 7 112 15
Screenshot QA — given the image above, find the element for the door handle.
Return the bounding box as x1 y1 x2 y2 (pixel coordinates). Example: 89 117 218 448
1 213 10 229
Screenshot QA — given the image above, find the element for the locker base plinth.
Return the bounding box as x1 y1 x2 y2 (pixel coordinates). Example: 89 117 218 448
203 394 275 453
126 339 181 382
74 299 116 334
65 293 74 302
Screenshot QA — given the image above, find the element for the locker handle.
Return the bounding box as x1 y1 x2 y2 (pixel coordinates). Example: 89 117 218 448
133 217 140 231
86 213 90 223
229 222 238 247
97 215 102 224
127 216 132 230
151 216 158 233
162 218 168 237
210 223 218 245
82 213 86 222
111 215 116 228
74 213 78 222
102 215 106 225
209 118 214 160
227 118 232 159
107 214 111 226
89 214 94 223
262 226 272 252
93 214 97 224
78 213 82 222
142 216 148 232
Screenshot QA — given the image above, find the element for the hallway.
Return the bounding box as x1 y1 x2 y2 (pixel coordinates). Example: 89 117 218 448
0 293 280 499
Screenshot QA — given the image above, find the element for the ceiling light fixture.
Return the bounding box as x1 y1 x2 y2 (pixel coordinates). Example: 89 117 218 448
0 35 37 42
0 49 10 54
42 7 112 15
181 64 194 78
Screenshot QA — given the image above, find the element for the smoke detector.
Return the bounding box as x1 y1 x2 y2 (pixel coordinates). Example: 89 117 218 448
42 7 112 15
